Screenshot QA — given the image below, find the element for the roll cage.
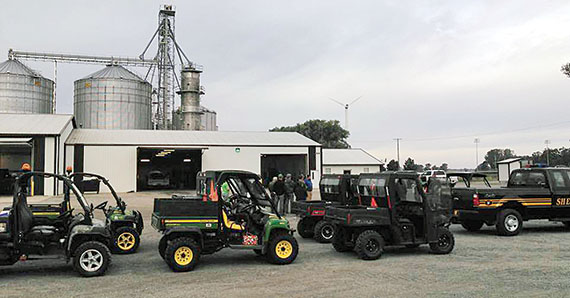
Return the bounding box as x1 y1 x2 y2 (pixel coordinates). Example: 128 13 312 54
69 172 126 213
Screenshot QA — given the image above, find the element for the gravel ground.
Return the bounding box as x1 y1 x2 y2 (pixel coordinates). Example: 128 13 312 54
1 191 570 298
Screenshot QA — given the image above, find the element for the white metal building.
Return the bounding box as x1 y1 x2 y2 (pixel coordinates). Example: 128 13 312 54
322 148 383 175
64 129 321 193
0 113 75 195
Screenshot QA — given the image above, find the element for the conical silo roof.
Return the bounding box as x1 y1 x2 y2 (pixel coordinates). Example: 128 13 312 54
0 59 43 77
81 64 146 82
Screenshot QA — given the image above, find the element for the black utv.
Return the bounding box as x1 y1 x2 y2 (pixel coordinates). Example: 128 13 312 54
0 172 112 277
292 174 358 243
326 172 455 260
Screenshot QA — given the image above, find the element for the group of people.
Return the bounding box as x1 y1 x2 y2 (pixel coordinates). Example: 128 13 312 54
268 174 313 214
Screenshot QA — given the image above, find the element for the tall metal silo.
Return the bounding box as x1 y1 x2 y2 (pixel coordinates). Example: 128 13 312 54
0 59 54 114
74 65 152 129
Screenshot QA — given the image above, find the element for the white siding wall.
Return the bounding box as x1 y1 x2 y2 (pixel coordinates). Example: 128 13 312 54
83 146 138 193
56 121 75 194
70 145 320 193
323 164 381 175
202 146 309 173
43 136 55 195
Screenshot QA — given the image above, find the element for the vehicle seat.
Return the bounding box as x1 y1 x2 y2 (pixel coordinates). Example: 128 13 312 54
15 192 34 235
222 210 245 231
25 225 58 240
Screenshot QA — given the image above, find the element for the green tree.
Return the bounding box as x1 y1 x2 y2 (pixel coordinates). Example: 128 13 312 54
439 163 448 171
387 159 399 171
561 63 570 79
403 157 417 171
424 163 432 171
270 119 350 148
484 148 516 169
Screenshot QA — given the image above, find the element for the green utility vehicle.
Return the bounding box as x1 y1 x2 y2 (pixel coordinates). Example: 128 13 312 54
151 170 299 272
0 172 112 277
70 173 144 254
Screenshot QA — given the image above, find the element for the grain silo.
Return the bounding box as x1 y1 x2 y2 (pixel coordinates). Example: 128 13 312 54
0 59 54 114
74 64 152 129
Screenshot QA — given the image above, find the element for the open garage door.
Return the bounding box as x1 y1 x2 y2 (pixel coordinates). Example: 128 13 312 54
137 148 202 191
0 138 32 195
261 154 306 186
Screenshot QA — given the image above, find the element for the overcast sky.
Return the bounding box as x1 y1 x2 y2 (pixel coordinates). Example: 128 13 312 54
1 0 570 168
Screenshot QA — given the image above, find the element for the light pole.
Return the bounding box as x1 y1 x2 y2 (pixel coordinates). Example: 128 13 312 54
394 138 402 169
545 139 551 166
474 138 480 171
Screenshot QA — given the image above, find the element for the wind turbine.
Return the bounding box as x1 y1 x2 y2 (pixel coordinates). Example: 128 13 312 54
328 96 363 130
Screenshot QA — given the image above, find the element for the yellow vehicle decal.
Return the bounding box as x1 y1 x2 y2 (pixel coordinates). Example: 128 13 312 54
33 212 61 216
164 219 218 223
478 197 552 208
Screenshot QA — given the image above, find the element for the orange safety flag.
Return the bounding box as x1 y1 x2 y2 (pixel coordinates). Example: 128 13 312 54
370 197 378 207
209 180 218 202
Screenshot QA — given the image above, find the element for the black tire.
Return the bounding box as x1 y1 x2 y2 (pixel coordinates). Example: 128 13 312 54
72 241 112 277
313 220 335 243
164 237 200 272
266 233 299 265
496 209 523 236
297 217 315 239
332 226 354 252
158 237 168 260
429 227 455 254
112 226 140 254
354 230 384 260
461 220 484 232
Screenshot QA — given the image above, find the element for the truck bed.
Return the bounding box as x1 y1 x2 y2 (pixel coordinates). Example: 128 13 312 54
325 205 391 227
151 197 219 231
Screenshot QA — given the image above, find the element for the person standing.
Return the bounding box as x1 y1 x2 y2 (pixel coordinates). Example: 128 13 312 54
268 176 278 192
273 174 286 214
294 174 308 201
284 173 296 214
304 175 313 201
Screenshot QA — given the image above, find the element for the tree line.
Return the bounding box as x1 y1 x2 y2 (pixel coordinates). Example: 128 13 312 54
478 147 570 170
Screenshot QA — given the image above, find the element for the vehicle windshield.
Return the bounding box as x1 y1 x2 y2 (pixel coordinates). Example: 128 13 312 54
358 177 387 197
321 177 341 194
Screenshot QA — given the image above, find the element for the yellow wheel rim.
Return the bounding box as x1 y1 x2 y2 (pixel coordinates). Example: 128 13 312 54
275 240 293 259
117 232 136 251
174 246 193 266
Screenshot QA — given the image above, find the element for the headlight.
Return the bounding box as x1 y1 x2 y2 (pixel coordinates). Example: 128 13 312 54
0 223 6 233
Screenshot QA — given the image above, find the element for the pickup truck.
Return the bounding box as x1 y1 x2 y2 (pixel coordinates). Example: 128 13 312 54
452 167 570 236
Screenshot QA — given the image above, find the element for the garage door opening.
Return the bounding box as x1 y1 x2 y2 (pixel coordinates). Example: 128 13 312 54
137 148 202 191
0 138 32 195
261 154 306 186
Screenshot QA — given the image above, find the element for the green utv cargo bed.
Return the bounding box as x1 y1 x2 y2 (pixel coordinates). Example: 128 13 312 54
151 197 219 230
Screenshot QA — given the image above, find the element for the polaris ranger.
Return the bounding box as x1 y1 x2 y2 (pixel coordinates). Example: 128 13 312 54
152 170 299 272
0 171 112 277
292 174 358 243
326 172 455 260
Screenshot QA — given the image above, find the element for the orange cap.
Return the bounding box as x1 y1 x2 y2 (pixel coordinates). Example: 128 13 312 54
21 163 31 171
66 166 73 172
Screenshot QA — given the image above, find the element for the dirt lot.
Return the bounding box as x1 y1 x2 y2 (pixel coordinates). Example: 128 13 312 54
2 192 570 297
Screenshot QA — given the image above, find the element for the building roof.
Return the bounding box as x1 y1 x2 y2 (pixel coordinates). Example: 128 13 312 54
81 65 147 82
497 157 522 164
0 59 44 77
0 113 74 136
66 129 321 147
323 148 383 165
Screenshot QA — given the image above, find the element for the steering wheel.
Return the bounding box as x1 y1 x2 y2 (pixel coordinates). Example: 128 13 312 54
94 201 108 211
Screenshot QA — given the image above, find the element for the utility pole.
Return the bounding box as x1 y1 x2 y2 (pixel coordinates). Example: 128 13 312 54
545 139 551 166
474 138 480 171
394 138 402 169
